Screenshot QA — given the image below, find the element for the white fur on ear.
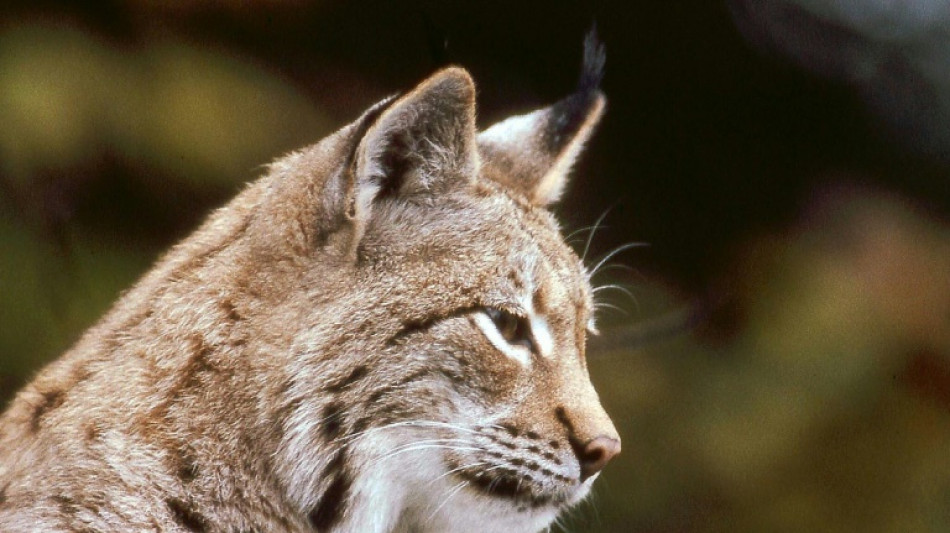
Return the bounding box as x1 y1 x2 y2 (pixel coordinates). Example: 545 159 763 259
477 30 607 206
478 94 605 205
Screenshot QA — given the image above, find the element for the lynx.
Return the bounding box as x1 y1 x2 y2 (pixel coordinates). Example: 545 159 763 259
0 35 620 533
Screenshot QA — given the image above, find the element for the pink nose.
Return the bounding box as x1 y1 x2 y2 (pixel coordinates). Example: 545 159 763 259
576 435 621 481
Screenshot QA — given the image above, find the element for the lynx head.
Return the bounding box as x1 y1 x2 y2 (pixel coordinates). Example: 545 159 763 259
219 36 618 532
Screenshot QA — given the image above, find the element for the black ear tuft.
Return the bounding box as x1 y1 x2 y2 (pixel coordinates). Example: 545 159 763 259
579 23 606 95
540 30 607 154
477 30 607 206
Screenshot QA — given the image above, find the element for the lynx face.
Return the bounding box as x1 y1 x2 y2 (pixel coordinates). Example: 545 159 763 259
0 36 617 533
283 184 618 532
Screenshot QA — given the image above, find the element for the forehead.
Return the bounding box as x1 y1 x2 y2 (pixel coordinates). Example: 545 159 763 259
362 185 592 313
475 186 593 313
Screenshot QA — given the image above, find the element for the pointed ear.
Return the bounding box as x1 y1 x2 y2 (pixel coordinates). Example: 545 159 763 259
478 31 606 206
348 67 478 221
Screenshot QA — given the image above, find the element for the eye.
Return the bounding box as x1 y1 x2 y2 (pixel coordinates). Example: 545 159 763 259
484 307 536 352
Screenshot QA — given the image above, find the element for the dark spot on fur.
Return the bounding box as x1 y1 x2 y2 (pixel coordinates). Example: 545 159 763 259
554 406 572 432
73 366 93 385
324 365 369 393
0 483 8 506
437 367 465 384
191 336 214 363
309 460 351 532
366 387 391 405
177 449 200 483
31 389 66 432
167 498 208 532
351 416 369 435
321 403 345 440
548 440 561 450
500 423 519 437
497 466 518 477
322 449 346 478
221 299 242 321
51 494 78 515
527 445 540 454
398 369 429 386
385 319 433 346
84 422 100 442
541 450 562 465
525 431 541 440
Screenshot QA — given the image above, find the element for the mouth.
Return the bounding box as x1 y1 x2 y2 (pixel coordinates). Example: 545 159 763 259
452 464 573 511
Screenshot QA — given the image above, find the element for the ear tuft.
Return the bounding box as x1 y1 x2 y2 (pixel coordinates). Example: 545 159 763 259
478 30 607 206
579 24 606 96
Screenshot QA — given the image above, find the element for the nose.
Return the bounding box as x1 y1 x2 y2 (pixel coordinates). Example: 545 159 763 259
574 435 621 481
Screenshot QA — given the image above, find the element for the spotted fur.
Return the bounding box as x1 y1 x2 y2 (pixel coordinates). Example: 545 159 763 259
0 34 618 533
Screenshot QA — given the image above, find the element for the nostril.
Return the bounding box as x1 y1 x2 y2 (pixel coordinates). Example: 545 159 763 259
576 436 621 481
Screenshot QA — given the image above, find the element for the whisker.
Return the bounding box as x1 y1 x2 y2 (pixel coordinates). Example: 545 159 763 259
588 242 648 279
581 208 614 262
429 461 489 485
341 419 482 446
378 438 473 458
375 444 482 464
425 480 470 523
593 263 635 275
593 302 629 316
592 283 636 299
565 224 601 242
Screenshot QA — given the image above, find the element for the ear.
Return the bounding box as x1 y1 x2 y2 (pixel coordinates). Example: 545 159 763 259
478 30 606 206
348 67 479 221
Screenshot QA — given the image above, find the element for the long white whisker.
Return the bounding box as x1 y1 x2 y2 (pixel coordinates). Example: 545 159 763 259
378 438 473 458
593 263 635 275
426 480 470 523
592 283 636 299
430 461 489 485
342 419 482 445
588 242 648 279
593 302 629 316
581 208 613 262
565 224 600 242
376 444 482 464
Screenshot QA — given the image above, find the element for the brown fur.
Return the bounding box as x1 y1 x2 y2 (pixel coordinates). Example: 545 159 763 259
0 39 618 533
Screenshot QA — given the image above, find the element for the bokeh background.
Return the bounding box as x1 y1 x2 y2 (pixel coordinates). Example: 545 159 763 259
1 1 948 531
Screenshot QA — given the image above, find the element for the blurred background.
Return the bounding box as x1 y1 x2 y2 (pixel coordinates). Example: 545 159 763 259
1 1 948 531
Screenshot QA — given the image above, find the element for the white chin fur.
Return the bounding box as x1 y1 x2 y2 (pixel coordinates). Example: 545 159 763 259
345 426 574 533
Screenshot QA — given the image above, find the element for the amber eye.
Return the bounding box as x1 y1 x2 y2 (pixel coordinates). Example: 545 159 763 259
485 307 536 352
